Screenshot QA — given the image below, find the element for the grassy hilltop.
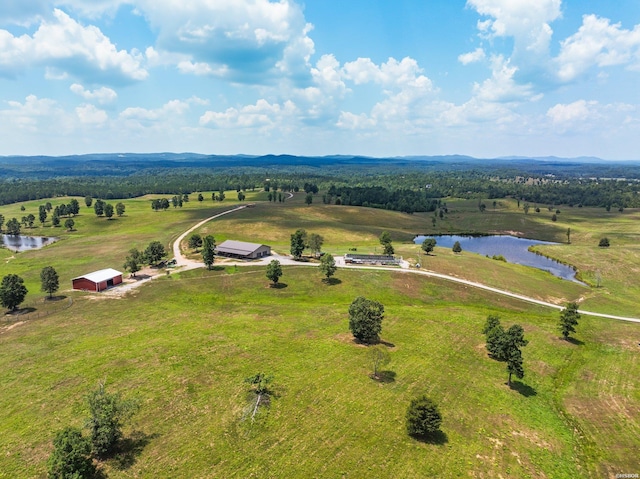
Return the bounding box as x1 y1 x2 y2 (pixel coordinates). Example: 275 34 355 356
0 192 639 478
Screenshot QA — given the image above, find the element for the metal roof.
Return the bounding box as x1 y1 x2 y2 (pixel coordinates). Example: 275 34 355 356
73 268 123 283
217 240 267 255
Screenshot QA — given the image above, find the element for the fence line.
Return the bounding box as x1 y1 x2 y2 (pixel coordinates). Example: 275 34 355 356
1 297 73 323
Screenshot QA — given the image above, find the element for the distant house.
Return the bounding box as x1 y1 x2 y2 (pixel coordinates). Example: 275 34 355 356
72 268 123 292
216 240 271 259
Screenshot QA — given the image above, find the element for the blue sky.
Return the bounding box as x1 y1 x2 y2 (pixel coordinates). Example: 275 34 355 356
1 1 640 159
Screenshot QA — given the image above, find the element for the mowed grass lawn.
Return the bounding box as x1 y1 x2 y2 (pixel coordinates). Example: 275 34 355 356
0 267 638 478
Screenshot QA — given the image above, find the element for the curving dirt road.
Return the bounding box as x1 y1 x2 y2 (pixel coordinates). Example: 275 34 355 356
117 202 640 324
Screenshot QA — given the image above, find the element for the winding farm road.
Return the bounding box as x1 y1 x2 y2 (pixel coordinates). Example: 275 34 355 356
139 202 640 324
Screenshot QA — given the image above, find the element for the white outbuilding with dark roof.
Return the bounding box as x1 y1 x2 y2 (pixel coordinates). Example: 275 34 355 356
216 240 271 259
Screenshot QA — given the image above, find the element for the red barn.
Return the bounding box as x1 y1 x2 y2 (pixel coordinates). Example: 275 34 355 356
72 268 123 292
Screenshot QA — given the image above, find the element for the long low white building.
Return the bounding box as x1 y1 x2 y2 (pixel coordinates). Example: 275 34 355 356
216 240 271 259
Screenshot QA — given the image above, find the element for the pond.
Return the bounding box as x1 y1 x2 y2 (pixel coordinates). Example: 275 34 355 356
1 234 58 252
414 235 582 283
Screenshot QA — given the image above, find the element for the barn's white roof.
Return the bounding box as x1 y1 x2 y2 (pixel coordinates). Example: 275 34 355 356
217 240 267 255
73 268 122 283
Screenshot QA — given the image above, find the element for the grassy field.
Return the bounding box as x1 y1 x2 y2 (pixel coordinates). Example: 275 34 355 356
0 266 638 478
1 192 639 478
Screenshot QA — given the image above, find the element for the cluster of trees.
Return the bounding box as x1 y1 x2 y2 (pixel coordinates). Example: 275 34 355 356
123 241 168 275
93 199 125 219
0 266 60 312
328 186 442 214
47 383 139 478
290 229 324 260
482 316 528 386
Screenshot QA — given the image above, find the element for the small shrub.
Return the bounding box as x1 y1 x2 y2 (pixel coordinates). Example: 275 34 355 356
598 237 610 248
47 427 96 479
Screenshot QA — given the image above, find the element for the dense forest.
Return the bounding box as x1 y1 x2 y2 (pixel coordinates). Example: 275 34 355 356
1 154 639 210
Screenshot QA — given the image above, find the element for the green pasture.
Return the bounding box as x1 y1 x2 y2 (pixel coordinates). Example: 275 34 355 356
1 191 639 477
0 267 638 478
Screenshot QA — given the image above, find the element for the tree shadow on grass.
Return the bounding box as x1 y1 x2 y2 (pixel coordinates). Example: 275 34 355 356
378 339 396 348
44 295 67 302
371 370 396 383
111 431 159 471
565 337 585 346
322 277 342 286
509 381 537 397
11 307 36 316
270 283 288 289
410 430 448 445
209 265 226 271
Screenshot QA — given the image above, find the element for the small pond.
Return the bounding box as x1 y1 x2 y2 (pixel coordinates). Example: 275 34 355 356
414 235 581 283
1 234 58 252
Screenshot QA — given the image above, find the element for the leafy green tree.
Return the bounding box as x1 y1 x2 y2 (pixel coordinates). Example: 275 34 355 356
124 248 144 277
237 191 246 201
483 315 506 359
68 199 80 216
64 218 75 231
104 203 114 219
84 196 92 208
406 395 442 438
46 202 52 212
217 190 225 202
370 345 391 379
27 213 35 228
0 274 28 311
0 214 4 232
379 231 394 255
188 233 203 250
40 266 59 299
308 233 324 257
598 237 610 248
51 214 60 227
503 325 529 386
86 383 139 458
348 296 384 344
144 241 167 265
421 238 436 255
305 193 313 205
290 229 306 260
266 259 283 286
116 202 125 217
197 193 204 202
6 217 20 235
452 241 462 253
47 427 96 479
202 235 216 270
39 205 48 225
319 253 337 280
94 199 105 217
559 302 581 340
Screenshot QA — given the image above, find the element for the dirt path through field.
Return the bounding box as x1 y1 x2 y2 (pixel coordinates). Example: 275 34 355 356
107 203 640 323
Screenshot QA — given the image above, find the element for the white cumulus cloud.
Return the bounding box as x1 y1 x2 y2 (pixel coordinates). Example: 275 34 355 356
467 0 561 56
70 83 117 104
75 103 108 125
459 47 486 65
0 9 147 84
135 0 314 83
200 99 296 129
556 15 640 82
